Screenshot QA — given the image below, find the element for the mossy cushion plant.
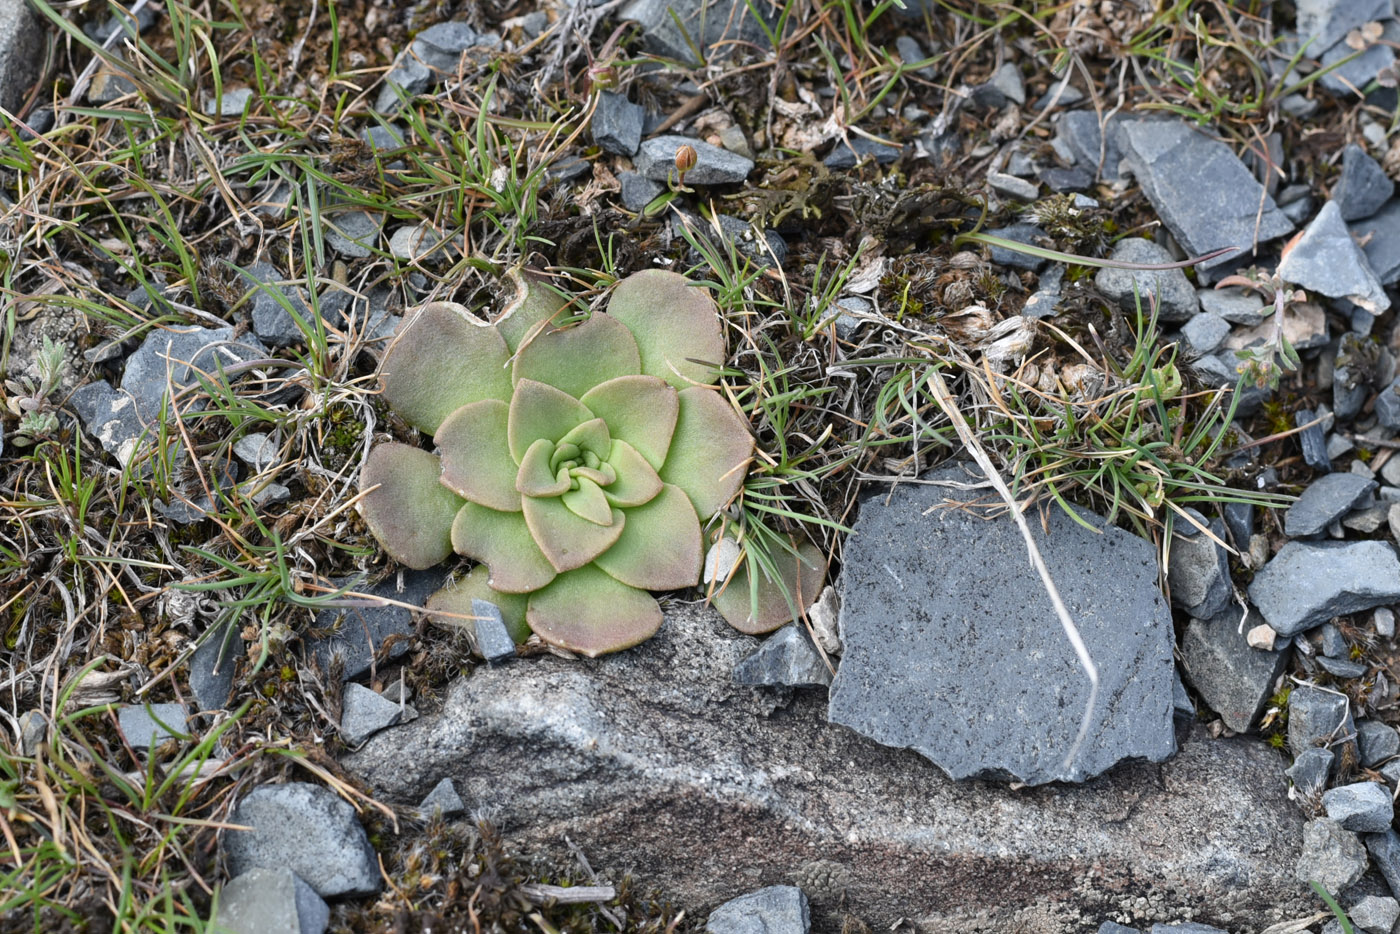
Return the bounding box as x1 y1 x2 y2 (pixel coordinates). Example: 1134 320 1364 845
359 269 822 656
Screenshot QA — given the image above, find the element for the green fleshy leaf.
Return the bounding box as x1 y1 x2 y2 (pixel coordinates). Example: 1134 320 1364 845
380 302 513 434
658 387 754 520
507 379 593 463
450 501 557 593
511 313 641 399
601 440 663 508
359 443 462 569
435 399 521 512
425 566 531 644
526 565 663 657
711 538 827 635
605 270 725 389
555 418 612 463
561 477 613 525
579 375 679 471
517 439 570 497
493 272 573 355
592 483 701 590
522 494 625 572
572 464 615 486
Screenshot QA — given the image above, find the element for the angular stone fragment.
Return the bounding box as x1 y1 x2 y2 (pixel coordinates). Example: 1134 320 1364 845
304 569 450 681
706 886 810 934
1199 287 1266 325
619 172 664 212
622 0 775 64
1117 119 1294 279
1375 377 1400 430
1287 747 1335 804
1295 0 1392 57
1297 409 1332 473
1277 201 1390 314
1180 605 1290 732
1347 895 1400 934
224 782 382 898
984 223 1050 271
1296 818 1367 895
1166 510 1231 619
340 683 410 745
213 867 329 934
471 599 516 665
1094 238 1199 322
635 135 753 185
828 462 1175 785
1288 686 1356 764
118 703 188 749
189 622 237 711
1286 473 1379 538
824 136 901 169
1352 200 1400 285
1249 541 1400 636
324 211 383 259
1148 925 1226 934
1366 830 1400 901
1181 312 1230 355
733 623 832 688
1333 144 1394 221
1323 781 1394 832
592 92 644 156
419 777 465 818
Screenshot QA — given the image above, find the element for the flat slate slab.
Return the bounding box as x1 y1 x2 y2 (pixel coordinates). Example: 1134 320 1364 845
1180 605 1290 733
1247 541 1400 636
828 462 1176 785
1117 119 1293 279
304 568 450 681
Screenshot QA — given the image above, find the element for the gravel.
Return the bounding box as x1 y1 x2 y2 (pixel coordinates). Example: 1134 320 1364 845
1248 541 1400 635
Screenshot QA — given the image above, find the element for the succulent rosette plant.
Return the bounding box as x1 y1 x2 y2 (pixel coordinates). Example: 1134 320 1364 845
358 269 819 657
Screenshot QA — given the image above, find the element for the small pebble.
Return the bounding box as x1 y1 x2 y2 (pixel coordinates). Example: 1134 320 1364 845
1376 607 1396 639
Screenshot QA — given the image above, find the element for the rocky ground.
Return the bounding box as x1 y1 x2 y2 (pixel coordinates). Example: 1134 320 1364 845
8 0 1400 933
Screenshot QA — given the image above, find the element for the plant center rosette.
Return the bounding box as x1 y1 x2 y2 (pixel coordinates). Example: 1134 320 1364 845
357 270 824 657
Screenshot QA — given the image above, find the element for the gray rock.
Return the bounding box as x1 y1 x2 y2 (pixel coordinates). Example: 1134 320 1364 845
621 0 775 64
1334 144 1395 221
340 682 410 745
985 223 1050 271
213 867 328 934
233 433 278 471
1375 377 1400 429
1288 685 1357 764
546 156 590 184
1148 925 1226 934
706 886 810 934
1288 747 1336 802
1297 818 1368 895
1347 895 1400 934
1319 36 1395 98
1353 200 1400 285
324 211 382 258
118 703 188 749
894 36 933 77
1249 541 1400 636
418 777 465 818
592 92 643 156
1035 74 1084 110
1329 432 1357 462
343 601 1311 931
1367 830 1400 901
1181 312 1230 355
1166 510 1231 618
1098 925 1141 934
1038 166 1094 193
969 62 1024 109
17 710 46 756
1285 473 1378 538
696 214 787 267
1022 264 1064 318
1315 656 1368 678
471 599 516 664
224 782 381 898
987 171 1039 202
829 462 1175 785
1334 365 1371 422
0 0 43 113
189 622 237 712
70 380 150 467
1297 409 1332 473
361 123 404 152
733 623 832 688
1223 501 1254 547
1321 623 1349 658
1376 607 1396 639
387 224 455 261
1324 781 1395 832
202 87 255 116
1172 670 1195 718
1117 119 1294 279
374 23 501 111
1094 238 1199 322
1056 110 1127 181
1199 286 1266 325
635 135 753 185
824 136 901 170
1295 0 1392 58
238 261 316 347
619 171 664 212
1277 201 1391 314
1180 605 1290 733
304 569 450 681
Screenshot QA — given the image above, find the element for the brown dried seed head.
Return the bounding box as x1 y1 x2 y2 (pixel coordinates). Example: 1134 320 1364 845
674 144 698 175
